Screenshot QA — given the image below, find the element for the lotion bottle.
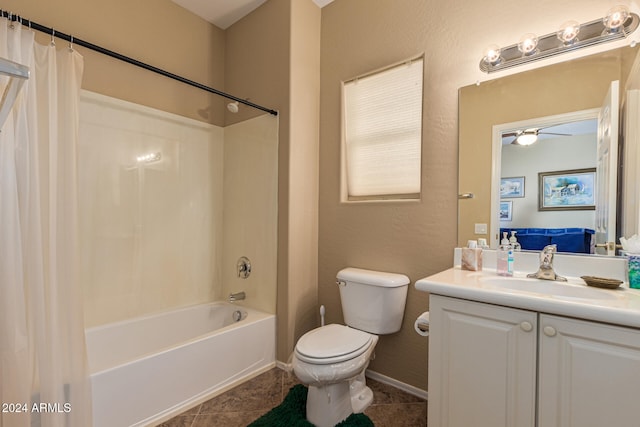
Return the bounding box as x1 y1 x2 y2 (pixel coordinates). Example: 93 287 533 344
497 232 514 276
509 231 522 251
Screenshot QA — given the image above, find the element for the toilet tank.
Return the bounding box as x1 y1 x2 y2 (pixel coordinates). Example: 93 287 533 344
336 268 409 335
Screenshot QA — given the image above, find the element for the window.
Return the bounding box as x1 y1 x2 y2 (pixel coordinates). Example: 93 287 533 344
342 57 423 201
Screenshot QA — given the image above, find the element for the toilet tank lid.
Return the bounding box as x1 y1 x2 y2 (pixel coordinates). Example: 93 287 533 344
337 267 410 288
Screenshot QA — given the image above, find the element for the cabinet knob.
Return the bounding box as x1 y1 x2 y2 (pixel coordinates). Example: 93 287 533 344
543 326 557 337
520 321 533 332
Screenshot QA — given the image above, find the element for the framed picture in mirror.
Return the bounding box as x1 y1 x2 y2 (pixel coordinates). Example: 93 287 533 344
500 176 525 198
499 200 513 221
538 168 596 211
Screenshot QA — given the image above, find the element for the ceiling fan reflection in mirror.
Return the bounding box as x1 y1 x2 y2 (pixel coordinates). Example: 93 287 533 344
501 119 598 145
502 127 573 145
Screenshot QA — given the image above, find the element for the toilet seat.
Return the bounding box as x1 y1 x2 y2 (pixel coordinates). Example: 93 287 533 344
294 324 374 365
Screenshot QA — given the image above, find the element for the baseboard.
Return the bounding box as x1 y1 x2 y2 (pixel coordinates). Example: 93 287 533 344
365 369 428 401
275 359 428 401
275 359 292 372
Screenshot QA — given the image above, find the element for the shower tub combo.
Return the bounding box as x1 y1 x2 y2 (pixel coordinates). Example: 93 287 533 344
85 302 275 427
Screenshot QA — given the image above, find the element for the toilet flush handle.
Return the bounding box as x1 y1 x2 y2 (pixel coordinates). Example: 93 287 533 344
336 280 346 287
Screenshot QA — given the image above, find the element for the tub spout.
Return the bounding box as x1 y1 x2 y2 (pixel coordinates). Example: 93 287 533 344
229 291 246 302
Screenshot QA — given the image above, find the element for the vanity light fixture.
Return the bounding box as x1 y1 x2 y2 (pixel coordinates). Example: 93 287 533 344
136 152 161 164
480 5 639 73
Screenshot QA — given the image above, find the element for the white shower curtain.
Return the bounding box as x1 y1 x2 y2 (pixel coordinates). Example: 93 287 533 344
0 20 92 427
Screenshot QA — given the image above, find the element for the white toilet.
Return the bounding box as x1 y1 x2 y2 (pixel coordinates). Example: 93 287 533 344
292 267 409 427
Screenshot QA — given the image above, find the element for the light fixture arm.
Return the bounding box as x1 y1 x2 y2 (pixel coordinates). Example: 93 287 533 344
480 10 639 73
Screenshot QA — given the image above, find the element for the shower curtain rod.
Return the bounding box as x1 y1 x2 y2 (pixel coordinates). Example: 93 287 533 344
0 11 278 116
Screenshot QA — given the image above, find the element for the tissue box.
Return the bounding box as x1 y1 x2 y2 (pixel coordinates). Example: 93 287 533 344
627 253 640 289
461 248 482 271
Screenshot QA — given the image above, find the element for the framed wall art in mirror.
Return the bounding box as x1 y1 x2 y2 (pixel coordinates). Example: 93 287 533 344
539 168 596 211
501 176 525 198
500 201 513 221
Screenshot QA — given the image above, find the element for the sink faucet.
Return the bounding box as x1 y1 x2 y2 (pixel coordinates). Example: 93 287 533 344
229 291 246 302
527 244 567 282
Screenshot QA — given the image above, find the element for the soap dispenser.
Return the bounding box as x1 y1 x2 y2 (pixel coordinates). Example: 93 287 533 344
509 231 522 251
497 232 514 276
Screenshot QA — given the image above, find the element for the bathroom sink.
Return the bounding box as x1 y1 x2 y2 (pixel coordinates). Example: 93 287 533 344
479 276 620 301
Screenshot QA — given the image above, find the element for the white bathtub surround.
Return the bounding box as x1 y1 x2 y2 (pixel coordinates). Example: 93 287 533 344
0 20 93 427
85 302 275 427
78 92 224 327
78 93 279 327
222 115 279 314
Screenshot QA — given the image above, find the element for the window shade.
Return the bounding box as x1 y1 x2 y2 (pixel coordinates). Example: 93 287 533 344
343 58 423 199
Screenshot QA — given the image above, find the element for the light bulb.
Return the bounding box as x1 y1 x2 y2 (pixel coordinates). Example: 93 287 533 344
518 33 538 55
483 45 502 64
557 20 580 44
136 152 161 163
515 132 537 146
604 5 630 31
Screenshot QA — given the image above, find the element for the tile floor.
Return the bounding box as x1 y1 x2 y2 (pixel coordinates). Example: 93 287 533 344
158 367 427 427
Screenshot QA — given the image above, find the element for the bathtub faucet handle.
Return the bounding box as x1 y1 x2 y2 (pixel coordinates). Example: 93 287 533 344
229 291 246 302
237 256 251 279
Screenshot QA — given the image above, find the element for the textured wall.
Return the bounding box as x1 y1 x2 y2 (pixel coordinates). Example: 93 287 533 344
2 0 226 126
318 0 627 390
225 0 321 361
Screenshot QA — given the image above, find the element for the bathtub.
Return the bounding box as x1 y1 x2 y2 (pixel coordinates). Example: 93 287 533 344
85 302 276 427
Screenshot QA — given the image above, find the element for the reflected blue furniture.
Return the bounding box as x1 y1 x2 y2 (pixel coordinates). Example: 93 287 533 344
500 228 595 254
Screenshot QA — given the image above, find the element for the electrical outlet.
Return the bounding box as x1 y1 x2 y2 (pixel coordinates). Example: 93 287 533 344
474 223 487 234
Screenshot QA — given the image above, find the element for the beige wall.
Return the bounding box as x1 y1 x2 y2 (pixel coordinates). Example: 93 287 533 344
319 0 454 390
3 0 227 126
287 0 321 352
319 0 627 390
215 0 321 360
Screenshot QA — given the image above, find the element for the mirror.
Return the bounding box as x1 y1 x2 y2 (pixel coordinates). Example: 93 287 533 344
458 45 640 254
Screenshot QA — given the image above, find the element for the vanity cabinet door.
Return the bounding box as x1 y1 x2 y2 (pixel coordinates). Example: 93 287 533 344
428 295 537 427
538 314 640 427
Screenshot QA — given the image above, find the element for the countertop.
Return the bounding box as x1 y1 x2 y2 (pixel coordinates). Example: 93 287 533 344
416 266 640 329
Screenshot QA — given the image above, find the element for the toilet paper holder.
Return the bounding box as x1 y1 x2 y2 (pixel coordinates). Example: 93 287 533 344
416 322 429 333
414 311 430 337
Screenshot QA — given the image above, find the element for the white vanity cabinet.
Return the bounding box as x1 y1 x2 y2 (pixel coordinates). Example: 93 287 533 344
537 314 640 427
428 294 640 427
428 295 537 427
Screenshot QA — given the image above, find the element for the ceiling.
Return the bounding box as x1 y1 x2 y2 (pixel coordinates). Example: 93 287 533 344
501 119 598 145
172 0 334 29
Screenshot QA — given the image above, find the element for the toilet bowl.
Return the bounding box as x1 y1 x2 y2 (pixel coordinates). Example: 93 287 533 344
292 324 379 427
292 267 409 427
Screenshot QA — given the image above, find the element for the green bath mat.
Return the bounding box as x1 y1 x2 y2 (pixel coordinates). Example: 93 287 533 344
247 384 374 427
